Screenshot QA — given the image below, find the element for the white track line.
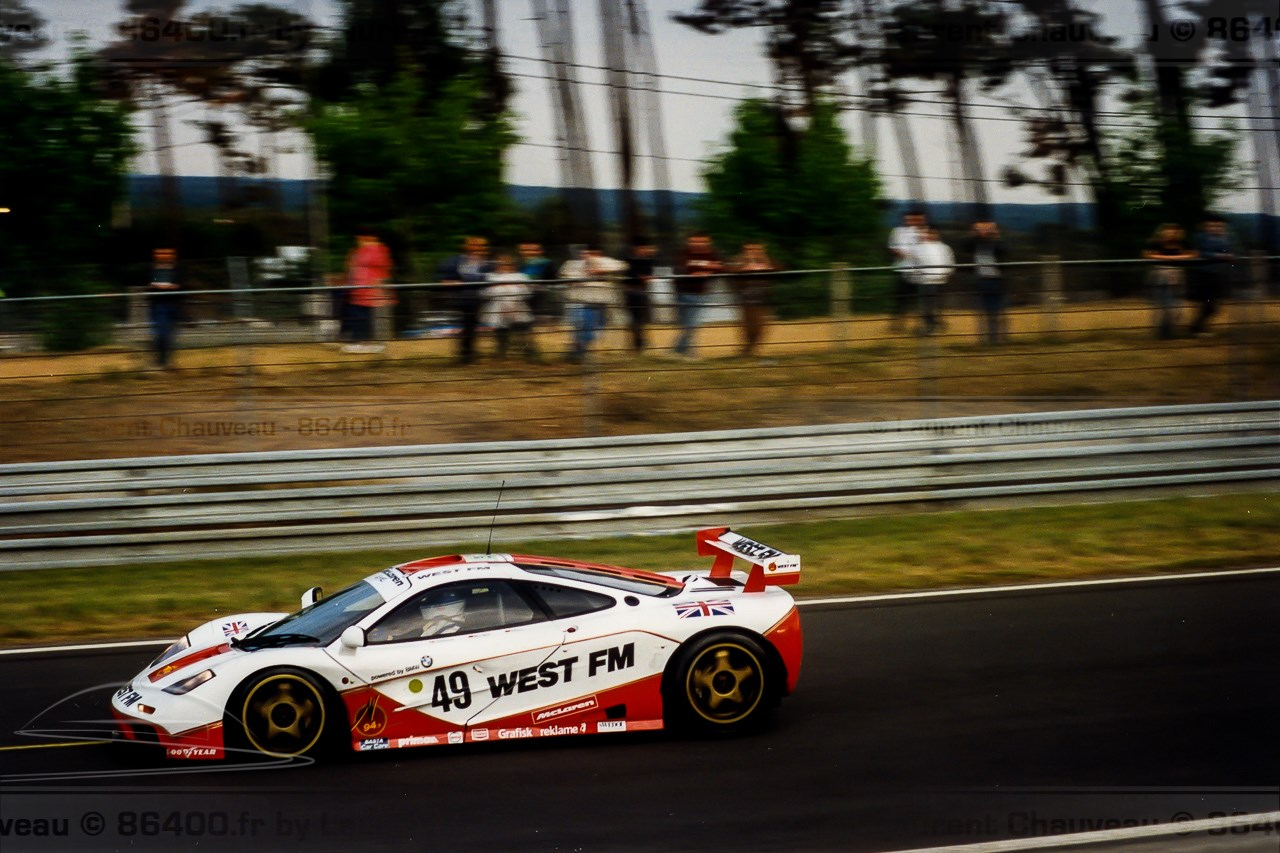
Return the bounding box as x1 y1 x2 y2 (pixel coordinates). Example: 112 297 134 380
2 567 1278 658
797 566 1280 608
0 638 168 657
884 810 1280 852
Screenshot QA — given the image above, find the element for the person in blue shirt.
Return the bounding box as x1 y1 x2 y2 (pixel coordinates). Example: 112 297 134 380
147 247 182 369
517 241 555 324
1189 215 1235 338
438 236 494 365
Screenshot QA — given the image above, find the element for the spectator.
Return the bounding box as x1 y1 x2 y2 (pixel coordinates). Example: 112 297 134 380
343 227 394 354
1189 215 1235 338
909 228 955 336
964 220 1009 344
888 209 927 333
623 238 657 353
147 247 182 369
673 233 723 359
730 240 778 357
559 244 626 363
482 254 537 361
518 241 555 321
438 236 493 364
1142 224 1198 339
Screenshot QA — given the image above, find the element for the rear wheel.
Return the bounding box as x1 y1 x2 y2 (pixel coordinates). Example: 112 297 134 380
227 669 333 758
667 632 773 736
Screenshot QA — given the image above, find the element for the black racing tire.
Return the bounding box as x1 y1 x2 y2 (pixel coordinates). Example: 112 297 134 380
225 668 338 759
665 631 775 737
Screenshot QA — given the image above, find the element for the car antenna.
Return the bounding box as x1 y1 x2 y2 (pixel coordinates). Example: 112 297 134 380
485 479 506 554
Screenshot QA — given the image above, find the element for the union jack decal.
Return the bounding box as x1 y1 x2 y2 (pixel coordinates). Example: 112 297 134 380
674 600 735 618
221 620 249 638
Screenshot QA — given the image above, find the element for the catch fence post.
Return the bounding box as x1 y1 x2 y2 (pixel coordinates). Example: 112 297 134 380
1231 251 1269 399
582 354 602 437
227 256 258 447
1040 255 1063 338
127 286 148 347
1250 250 1269 298
830 263 852 349
373 304 393 341
228 257 254 324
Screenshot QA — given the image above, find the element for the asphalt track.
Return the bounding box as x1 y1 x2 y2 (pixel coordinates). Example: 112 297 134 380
1 571 1277 852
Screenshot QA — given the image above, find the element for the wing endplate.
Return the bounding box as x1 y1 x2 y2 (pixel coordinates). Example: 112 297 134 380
695 528 801 593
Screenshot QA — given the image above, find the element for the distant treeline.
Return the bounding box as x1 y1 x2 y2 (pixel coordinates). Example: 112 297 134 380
126 175 1280 248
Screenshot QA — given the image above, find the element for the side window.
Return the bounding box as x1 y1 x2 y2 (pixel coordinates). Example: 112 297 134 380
367 581 541 643
524 582 615 619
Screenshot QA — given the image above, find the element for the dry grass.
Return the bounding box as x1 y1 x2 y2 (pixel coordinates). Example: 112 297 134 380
0 300 1276 462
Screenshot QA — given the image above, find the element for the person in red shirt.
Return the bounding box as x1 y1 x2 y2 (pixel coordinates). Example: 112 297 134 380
344 227 394 353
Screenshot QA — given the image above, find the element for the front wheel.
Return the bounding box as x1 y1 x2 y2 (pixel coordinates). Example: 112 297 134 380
227 668 333 758
667 633 774 736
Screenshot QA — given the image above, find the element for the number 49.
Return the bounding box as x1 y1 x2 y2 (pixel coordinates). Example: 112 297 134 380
429 672 472 712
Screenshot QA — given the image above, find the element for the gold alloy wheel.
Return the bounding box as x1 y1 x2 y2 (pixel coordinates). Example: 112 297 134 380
239 673 327 757
684 641 765 725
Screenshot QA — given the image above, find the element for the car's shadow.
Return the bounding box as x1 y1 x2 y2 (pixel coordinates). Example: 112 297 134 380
8 682 787 781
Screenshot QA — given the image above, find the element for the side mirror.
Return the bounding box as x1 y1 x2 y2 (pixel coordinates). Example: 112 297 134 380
340 626 366 650
301 587 323 608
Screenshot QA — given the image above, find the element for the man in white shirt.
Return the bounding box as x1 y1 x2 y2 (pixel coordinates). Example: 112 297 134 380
909 228 955 336
888 210 926 332
558 245 627 363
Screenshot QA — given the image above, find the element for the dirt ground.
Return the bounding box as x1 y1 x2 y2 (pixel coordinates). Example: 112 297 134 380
1 299 1276 463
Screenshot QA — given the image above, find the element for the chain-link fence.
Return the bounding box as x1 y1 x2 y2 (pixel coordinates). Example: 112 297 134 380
0 255 1276 462
2 254 1276 351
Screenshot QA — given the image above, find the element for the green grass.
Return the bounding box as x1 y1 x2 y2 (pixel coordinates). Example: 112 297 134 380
0 492 1276 647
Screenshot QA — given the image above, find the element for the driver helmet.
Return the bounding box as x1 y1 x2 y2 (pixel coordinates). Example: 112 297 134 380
421 589 467 634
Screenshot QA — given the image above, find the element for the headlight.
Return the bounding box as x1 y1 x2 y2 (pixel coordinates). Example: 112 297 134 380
163 669 215 695
151 636 190 667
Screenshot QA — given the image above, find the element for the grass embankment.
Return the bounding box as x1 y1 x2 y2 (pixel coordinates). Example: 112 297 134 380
1 304 1277 462
1 492 1275 646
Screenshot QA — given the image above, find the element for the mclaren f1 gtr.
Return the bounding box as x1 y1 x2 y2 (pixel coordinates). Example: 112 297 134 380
111 527 803 759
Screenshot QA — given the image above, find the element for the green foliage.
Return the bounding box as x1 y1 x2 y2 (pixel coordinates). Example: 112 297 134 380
0 54 134 349
0 57 135 293
40 279 115 352
1097 91 1239 250
673 1 859 114
3 492 1275 644
309 0 473 104
699 99 882 317
0 0 48 58
882 0 1012 89
308 70 518 265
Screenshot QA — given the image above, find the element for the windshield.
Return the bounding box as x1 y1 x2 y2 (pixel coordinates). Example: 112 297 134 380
241 580 387 649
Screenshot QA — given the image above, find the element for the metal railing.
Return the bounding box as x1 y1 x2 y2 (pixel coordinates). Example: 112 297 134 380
1 401 1275 570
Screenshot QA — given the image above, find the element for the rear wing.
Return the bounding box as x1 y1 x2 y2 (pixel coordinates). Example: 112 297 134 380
696 527 800 593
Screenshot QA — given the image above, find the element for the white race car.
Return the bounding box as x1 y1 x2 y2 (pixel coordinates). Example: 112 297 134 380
111 528 803 759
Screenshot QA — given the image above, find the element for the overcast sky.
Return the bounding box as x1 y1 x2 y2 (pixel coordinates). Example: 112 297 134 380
24 0 1267 210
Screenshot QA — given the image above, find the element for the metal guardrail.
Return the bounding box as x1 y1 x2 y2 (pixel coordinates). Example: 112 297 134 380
1 401 1276 570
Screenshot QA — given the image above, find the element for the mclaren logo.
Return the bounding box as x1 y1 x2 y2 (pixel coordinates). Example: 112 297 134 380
532 696 599 724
